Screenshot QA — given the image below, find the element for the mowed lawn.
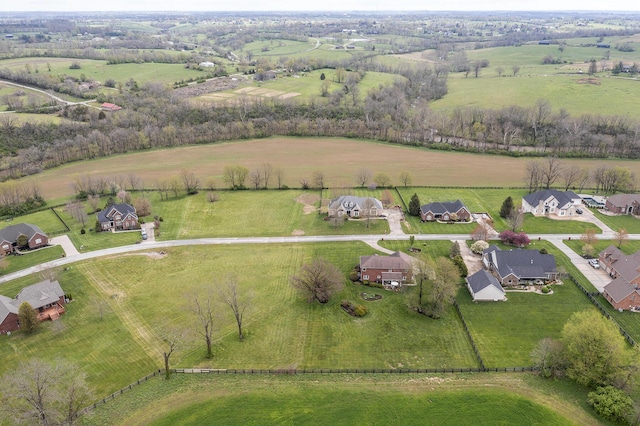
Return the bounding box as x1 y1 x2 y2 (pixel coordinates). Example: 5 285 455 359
78 373 599 426
146 189 389 239
22 137 640 200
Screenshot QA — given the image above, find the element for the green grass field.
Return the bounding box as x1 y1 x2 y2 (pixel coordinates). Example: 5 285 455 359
78 373 602 426
593 210 640 234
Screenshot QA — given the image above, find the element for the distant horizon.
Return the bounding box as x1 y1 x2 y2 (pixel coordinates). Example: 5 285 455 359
0 0 638 13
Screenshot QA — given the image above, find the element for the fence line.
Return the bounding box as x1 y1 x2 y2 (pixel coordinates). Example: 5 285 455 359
173 367 537 375
49 206 70 232
452 299 486 370
81 369 162 415
566 274 636 346
394 187 408 213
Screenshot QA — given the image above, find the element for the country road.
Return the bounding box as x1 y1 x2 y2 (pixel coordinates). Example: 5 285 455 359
0 230 634 288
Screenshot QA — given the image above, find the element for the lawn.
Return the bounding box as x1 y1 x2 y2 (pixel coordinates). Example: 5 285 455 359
593 209 640 234
145 189 388 239
0 245 64 275
78 373 601 426
0 208 68 235
457 241 597 367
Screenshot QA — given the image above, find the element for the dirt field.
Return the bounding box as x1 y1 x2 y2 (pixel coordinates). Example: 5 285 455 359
22 137 640 199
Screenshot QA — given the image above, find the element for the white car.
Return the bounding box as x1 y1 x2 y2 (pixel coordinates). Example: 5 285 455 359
588 259 599 269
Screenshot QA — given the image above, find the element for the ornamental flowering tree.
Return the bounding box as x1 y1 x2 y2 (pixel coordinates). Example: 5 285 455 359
499 230 530 247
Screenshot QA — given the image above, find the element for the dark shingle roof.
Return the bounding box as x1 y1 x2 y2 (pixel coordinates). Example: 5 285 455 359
0 223 46 243
0 294 17 325
420 200 467 215
604 277 640 303
485 246 556 280
523 189 579 210
98 203 137 222
607 194 640 208
467 270 504 294
11 280 65 310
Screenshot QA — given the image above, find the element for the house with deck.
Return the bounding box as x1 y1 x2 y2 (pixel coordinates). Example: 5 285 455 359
0 280 66 334
482 245 558 286
359 251 413 285
0 223 48 255
97 203 139 231
522 189 581 217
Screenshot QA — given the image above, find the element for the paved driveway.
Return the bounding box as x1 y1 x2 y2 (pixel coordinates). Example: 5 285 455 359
548 238 611 292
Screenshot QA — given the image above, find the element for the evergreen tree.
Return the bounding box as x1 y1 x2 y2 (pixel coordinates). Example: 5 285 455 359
450 241 461 258
18 302 39 333
408 193 421 217
500 196 515 219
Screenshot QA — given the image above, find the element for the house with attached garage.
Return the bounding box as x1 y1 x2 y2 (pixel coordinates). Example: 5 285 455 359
605 194 640 215
466 269 506 302
97 203 139 231
359 251 413 285
599 245 640 310
0 279 67 334
521 189 581 217
0 223 48 255
328 196 383 218
482 245 558 286
419 200 471 222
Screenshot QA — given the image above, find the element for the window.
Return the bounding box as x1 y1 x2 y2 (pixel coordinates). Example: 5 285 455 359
35 238 42 244
363 275 369 280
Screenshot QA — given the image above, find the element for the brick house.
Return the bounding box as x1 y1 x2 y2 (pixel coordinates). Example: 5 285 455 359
482 245 557 286
419 200 470 222
605 194 640 215
98 203 139 231
0 280 66 334
0 223 48 255
359 251 413 284
600 245 640 310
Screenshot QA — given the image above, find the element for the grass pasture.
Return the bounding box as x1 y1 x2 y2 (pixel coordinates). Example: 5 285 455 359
23 137 640 200
78 373 601 426
593 209 640 234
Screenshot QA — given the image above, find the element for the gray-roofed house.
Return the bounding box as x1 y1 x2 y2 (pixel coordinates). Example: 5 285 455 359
419 200 471 222
0 279 66 334
466 270 506 302
0 223 48 255
359 251 413 285
599 245 640 310
605 194 640 215
482 245 558 286
522 189 581 217
98 203 139 231
328 196 383 218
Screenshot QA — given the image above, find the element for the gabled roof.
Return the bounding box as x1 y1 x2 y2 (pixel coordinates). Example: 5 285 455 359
11 280 65 311
467 270 505 295
0 294 18 325
360 251 412 270
485 246 556 279
420 200 468 215
604 276 640 303
607 194 640 208
329 196 383 212
0 223 47 244
98 203 137 222
101 102 122 111
600 246 640 283
523 189 579 210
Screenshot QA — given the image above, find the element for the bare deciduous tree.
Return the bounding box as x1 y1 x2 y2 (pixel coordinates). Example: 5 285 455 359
261 163 273 189
312 171 325 189
615 228 629 248
580 228 599 246
191 291 217 358
542 157 563 189
507 207 525 232
373 172 391 188
249 169 262 190
181 169 200 194
206 192 220 203
127 173 141 191
524 159 544 193
355 168 372 188
291 257 344 304
398 170 413 187
219 275 248 341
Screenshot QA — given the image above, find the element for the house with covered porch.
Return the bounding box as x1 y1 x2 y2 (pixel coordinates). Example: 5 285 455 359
482 245 558 287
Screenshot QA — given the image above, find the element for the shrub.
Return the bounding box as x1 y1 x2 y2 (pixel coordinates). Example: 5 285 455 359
80 228 86 235
349 270 360 282
470 240 489 254
588 386 633 423
354 304 368 317
541 286 550 294
452 255 468 277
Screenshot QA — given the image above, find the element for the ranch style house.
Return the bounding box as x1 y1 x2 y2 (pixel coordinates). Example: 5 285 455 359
521 189 581 217
359 251 413 285
0 280 67 334
419 200 471 222
605 194 640 215
482 245 558 286
0 223 48 255
328 196 383 218
600 245 640 311
98 203 139 231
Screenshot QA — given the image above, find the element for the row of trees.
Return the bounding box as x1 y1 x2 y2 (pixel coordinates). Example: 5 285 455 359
524 157 635 194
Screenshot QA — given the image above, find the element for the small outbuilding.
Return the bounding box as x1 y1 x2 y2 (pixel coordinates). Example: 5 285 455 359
466 270 506 302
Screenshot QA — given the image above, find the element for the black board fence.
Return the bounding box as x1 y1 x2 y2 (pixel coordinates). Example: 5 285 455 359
452 299 486 370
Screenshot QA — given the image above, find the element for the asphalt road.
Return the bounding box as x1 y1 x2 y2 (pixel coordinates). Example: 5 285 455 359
1 231 635 291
